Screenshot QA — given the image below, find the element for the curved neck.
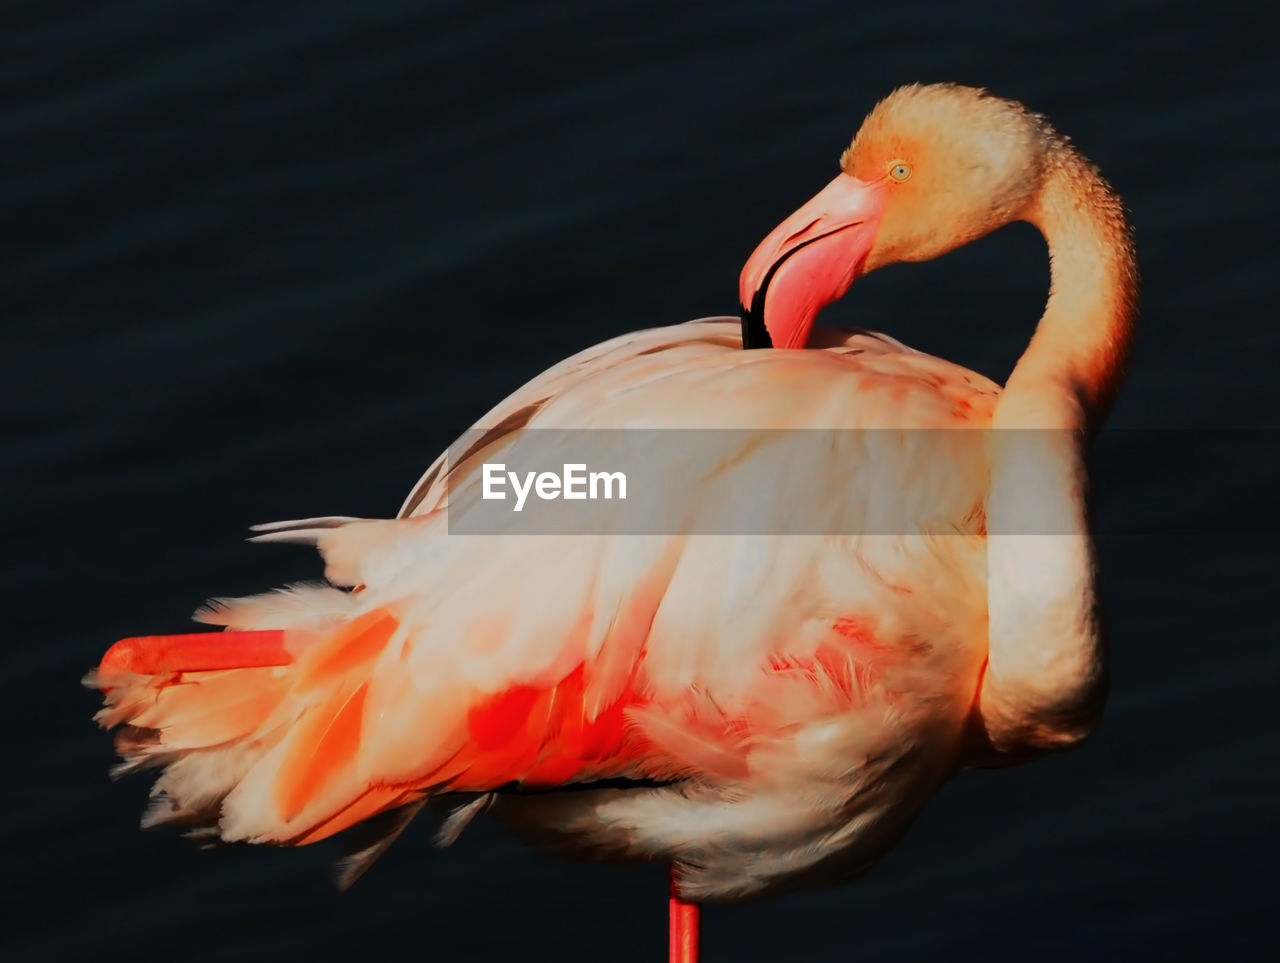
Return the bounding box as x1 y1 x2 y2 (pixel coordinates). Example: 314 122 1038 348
977 143 1138 754
1004 145 1138 432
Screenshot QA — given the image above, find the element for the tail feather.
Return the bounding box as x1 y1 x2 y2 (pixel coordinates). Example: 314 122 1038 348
90 512 462 886
331 796 429 891
141 739 271 829
248 517 417 588
90 603 418 874
100 630 291 677
276 681 369 821
129 668 293 750
249 516 369 535
107 726 174 780
294 609 398 692
293 786 419 847
194 583 356 632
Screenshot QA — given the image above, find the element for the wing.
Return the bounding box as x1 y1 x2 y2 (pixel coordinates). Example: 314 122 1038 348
397 316 743 517
397 316 994 517
96 318 1000 857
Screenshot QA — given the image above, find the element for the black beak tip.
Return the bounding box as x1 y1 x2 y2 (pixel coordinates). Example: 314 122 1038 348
740 300 773 350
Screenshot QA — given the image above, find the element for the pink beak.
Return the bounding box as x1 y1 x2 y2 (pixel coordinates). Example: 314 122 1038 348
739 174 886 349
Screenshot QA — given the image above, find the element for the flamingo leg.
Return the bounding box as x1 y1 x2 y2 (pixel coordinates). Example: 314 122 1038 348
668 864 700 963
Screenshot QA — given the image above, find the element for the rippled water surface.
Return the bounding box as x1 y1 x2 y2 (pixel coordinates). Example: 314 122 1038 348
5 1 1277 959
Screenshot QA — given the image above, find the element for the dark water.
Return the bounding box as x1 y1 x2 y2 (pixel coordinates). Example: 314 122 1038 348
5 1 1277 959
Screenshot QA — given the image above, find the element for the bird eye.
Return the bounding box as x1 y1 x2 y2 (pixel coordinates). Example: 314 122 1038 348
889 162 911 182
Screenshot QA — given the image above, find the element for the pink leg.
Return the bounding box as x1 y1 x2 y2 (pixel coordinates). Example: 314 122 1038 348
668 864 700 963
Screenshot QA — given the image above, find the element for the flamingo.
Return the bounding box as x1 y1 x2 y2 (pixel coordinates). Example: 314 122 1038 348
90 83 1137 962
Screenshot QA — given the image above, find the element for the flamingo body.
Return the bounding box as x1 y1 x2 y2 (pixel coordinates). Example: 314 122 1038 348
92 83 1137 917
101 319 1002 899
